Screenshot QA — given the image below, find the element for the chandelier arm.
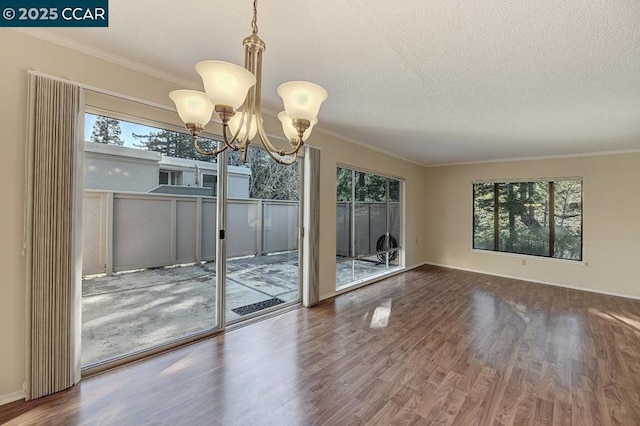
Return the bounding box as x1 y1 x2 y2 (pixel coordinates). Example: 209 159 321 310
280 141 305 156
193 135 229 156
222 124 243 150
262 144 299 165
253 109 303 160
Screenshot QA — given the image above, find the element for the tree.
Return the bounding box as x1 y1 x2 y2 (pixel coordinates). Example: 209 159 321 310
498 182 548 255
91 116 124 145
132 129 215 162
228 149 245 167
553 180 582 259
336 168 398 202
246 149 299 200
473 183 495 250
337 167 352 201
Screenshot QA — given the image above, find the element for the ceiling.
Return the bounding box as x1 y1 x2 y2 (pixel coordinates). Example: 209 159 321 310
25 0 640 166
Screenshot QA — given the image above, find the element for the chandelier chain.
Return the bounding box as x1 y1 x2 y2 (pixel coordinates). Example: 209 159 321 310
251 0 258 34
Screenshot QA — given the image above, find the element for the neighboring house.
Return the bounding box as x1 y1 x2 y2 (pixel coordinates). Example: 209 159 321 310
83 141 251 198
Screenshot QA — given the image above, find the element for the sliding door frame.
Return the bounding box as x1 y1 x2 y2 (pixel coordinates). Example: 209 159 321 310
335 164 405 290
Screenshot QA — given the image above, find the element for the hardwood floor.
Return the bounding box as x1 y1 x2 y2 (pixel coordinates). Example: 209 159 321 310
2 265 640 425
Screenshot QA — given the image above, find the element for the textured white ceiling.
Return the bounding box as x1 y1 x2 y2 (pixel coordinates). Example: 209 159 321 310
27 0 640 165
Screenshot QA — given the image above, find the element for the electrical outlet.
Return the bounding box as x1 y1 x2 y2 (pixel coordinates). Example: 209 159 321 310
521 258 526 266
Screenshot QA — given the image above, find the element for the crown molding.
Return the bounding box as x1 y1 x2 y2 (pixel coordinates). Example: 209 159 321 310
12 28 200 89
312 127 427 168
425 147 640 168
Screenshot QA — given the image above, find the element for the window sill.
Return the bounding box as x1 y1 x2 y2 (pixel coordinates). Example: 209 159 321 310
469 248 587 266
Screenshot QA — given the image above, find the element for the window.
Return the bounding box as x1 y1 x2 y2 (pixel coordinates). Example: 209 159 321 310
159 170 182 185
202 173 217 196
85 112 219 161
82 111 230 368
336 167 403 288
473 179 582 260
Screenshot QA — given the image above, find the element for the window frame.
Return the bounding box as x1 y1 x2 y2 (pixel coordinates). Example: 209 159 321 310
159 169 183 186
472 178 583 261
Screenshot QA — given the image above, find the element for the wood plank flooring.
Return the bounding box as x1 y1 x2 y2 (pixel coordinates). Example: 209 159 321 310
2 265 640 425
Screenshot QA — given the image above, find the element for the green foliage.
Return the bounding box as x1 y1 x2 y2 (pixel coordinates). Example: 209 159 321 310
337 168 352 201
498 182 549 256
91 115 123 145
132 129 217 162
553 180 582 260
473 180 582 260
473 183 495 250
337 167 400 202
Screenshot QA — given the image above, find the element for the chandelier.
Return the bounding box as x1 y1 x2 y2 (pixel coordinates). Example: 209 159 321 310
169 0 328 165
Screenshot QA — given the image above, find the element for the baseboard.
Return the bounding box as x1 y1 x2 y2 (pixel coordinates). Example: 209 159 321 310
319 262 427 302
0 390 25 406
424 261 640 301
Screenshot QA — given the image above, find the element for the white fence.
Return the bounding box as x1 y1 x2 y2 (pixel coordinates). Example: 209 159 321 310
336 202 401 258
82 191 299 275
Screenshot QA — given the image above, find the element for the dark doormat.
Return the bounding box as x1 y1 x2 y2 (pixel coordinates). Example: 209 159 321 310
231 298 285 316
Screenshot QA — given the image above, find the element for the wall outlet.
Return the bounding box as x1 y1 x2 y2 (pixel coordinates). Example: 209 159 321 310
521 258 527 266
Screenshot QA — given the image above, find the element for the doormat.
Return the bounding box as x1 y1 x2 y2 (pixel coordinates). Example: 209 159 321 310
231 298 285 316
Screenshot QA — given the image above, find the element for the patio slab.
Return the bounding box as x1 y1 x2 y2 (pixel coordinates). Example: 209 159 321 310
82 275 217 366
82 253 299 366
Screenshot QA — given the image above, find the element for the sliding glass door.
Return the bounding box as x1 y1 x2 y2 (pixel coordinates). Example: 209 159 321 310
336 167 403 289
225 146 302 322
81 112 303 369
81 113 223 368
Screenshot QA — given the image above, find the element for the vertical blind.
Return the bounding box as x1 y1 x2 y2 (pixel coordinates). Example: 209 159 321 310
25 74 81 399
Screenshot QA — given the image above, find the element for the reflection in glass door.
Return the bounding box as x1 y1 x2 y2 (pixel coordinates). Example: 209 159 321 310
224 146 302 322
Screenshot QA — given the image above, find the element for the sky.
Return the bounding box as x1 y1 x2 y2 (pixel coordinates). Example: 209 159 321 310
84 113 158 148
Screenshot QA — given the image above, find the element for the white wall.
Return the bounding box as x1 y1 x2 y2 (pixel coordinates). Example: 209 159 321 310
228 174 250 199
83 142 252 198
424 153 640 299
0 29 427 401
84 153 160 192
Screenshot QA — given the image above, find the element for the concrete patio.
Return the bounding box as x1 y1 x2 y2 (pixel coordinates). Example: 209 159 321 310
82 252 390 366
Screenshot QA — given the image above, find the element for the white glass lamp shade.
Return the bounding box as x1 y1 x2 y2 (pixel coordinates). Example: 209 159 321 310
169 90 214 126
196 61 256 109
277 81 328 122
277 111 317 141
228 112 260 140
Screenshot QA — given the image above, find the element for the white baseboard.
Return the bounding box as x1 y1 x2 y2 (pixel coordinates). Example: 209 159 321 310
320 262 427 302
424 261 640 301
0 390 25 406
